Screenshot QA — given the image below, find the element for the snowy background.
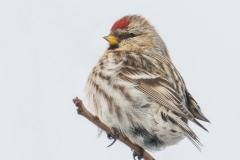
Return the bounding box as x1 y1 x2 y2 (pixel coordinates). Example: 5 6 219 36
1 0 240 160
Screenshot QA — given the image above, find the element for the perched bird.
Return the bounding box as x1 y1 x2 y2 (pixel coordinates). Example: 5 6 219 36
85 15 209 159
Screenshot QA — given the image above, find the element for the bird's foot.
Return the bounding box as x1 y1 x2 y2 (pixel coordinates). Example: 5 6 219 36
133 147 144 160
106 127 119 147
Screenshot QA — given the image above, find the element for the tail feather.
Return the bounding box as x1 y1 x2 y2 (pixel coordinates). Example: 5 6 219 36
192 119 209 132
168 111 202 151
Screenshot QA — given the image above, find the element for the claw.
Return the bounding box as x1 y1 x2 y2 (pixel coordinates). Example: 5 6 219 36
133 152 137 160
107 133 113 140
106 127 119 147
133 148 144 160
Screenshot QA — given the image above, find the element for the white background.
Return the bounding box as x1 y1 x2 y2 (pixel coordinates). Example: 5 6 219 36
1 0 239 160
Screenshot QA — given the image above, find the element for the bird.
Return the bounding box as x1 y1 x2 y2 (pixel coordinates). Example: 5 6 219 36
85 15 210 159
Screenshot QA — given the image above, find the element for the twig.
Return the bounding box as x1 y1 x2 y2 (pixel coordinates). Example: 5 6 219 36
73 97 155 160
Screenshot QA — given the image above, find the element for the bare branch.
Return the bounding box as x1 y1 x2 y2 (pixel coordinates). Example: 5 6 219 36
73 97 155 160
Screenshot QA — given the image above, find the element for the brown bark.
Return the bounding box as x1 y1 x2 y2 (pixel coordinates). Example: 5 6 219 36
73 97 155 160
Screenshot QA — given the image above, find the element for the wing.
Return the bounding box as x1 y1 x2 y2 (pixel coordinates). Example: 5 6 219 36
118 52 209 149
148 53 210 123
186 91 210 122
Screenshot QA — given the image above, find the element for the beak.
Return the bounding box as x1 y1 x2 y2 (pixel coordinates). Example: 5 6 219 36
103 35 119 46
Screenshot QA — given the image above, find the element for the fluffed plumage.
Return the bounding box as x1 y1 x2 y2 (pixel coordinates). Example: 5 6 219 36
85 15 209 153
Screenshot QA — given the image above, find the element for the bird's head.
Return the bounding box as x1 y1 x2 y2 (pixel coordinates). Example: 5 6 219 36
104 15 168 55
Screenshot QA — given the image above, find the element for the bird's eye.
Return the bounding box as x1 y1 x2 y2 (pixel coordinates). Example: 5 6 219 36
129 33 135 38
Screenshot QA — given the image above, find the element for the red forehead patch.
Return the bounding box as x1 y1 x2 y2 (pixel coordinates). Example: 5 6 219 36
111 18 129 31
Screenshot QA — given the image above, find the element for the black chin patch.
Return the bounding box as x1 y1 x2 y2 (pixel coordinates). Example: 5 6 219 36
108 44 119 50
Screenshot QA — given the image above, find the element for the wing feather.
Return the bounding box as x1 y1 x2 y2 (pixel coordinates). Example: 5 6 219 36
119 53 209 131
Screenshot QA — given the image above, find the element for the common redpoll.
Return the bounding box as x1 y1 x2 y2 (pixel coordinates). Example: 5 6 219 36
85 15 209 159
